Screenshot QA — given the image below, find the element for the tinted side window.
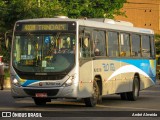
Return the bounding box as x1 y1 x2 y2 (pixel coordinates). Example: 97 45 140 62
120 33 130 57
108 32 119 57
79 32 91 58
142 35 150 57
131 34 141 57
158 57 160 65
150 36 155 58
93 31 106 56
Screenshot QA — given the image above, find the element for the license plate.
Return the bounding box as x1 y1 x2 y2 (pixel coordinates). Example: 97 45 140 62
35 93 47 98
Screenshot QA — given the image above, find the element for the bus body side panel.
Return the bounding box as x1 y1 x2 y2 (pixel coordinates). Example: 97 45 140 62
78 58 156 97
118 59 156 91
93 59 121 95
79 59 131 96
93 59 132 95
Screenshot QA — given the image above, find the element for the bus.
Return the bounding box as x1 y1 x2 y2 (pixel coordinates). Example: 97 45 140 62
10 16 156 107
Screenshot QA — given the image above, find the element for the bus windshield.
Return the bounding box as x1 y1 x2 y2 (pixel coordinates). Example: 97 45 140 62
12 33 76 73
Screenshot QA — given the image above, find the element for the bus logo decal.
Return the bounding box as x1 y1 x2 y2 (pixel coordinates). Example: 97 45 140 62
102 63 115 72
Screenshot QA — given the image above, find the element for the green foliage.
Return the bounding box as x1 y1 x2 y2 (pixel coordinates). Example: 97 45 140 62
60 0 126 18
155 34 160 55
1 0 127 31
0 0 126 62
0 1 8 32
4 69 10 80
2 0 64 30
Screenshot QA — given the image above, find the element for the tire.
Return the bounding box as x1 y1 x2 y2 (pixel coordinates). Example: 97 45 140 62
120 93 127 100
33 98 47 105
84 80 100 107
126 77 140 101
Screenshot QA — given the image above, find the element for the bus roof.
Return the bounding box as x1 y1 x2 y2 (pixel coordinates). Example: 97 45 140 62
17 17 154 34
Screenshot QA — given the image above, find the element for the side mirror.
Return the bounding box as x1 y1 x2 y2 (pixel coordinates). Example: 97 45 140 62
5 30 12 49
5 37 9 49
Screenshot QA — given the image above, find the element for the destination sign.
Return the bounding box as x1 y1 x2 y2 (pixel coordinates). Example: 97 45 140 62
21 24 68 31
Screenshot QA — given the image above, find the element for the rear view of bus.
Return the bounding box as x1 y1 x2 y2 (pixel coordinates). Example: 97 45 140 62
10 18 79 105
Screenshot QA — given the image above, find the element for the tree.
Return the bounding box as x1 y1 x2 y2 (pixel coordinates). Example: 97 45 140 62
0 0 8 32
60 0 126 18
1 0 126 32
155 34 160 55
3 0 64 31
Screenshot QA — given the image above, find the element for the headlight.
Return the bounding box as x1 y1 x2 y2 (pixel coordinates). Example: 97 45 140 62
13 78 18 84
65 78 73 86
63 75 75 87
12 78 21 87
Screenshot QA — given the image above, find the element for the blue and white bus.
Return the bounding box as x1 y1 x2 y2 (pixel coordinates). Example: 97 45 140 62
10 16 156 107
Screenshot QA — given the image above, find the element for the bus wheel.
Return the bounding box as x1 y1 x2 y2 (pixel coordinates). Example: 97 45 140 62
33 98 47 105
126 77 139 101
120 93 127 100
84 80 100 107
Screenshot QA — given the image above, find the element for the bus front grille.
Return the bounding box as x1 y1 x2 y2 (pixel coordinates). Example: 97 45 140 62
19 75 65 80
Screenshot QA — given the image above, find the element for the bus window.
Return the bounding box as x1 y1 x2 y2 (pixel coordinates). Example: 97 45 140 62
108 32 119 57
158 57 160 65
120 33 131 57
93 31 106 56
150 36 155 58
142 35 151 57
131 34 141 57
79 32 91 58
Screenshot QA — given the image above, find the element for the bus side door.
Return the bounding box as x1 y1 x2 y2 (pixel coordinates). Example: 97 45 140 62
79 30 93 97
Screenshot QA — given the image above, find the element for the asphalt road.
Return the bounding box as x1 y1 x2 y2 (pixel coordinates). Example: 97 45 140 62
0 80 160 120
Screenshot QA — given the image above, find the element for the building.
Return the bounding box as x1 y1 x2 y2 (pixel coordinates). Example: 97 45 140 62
115 0 160 34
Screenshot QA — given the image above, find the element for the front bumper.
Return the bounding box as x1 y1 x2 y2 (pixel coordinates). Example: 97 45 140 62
11 83 79 99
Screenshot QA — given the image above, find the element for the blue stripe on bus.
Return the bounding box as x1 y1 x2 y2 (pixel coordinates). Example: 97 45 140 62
21 80 39 87
116 59 156 83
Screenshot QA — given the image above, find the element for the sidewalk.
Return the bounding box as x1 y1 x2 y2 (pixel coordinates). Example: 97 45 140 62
156 79 160 85
3 77 11 89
